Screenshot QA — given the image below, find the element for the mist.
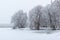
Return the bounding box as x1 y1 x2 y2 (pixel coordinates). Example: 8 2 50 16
0 0 55 24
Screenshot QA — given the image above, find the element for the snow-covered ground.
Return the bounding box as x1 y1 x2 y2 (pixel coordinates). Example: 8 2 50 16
0 28 60 40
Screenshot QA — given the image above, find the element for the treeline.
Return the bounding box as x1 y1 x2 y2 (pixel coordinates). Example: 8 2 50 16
11 0 60 30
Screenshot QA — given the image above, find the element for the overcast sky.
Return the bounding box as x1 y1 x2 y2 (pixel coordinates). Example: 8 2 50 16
0 0 55 24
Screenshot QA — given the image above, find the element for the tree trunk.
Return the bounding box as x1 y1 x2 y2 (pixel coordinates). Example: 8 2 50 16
51 24 56 30
36 23 40 30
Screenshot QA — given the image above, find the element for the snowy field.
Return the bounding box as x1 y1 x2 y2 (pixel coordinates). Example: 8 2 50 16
0 28 59 40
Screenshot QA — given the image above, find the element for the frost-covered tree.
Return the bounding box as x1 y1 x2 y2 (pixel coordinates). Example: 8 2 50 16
41 6 50 28
29 5 42 30
42 4 57 30
48 9 56 30
41 4 57 30
49 0 60 29
11 10 27 29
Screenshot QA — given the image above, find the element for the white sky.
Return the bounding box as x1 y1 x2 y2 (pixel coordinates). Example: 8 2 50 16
0 0 55 24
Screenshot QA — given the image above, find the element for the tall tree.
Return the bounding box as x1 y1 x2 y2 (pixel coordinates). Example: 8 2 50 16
50 0 60 29
29 5 42 30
